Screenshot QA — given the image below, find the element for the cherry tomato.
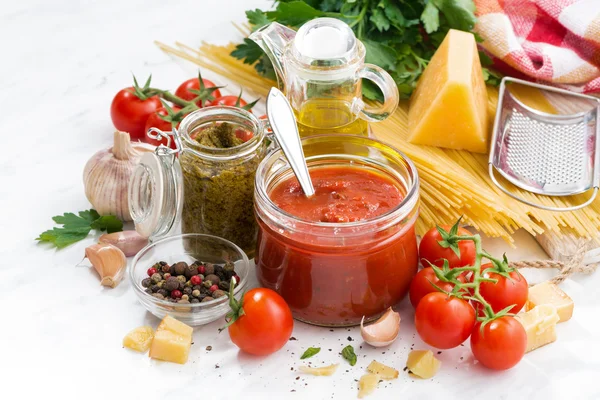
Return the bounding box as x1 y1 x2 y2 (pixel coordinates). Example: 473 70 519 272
228 288 293 356
175 78 221 107
476 264 528 314
415 292 475 349
209 95 249 109
419 225 476 269
409 267 467 309
470 316 527 370
110 88 162 140
143 107 181 149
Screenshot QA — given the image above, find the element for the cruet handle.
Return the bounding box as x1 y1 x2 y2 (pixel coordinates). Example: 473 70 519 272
356 64 400 122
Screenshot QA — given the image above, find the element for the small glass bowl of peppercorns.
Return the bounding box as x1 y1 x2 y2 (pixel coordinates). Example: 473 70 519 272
130 234 249 326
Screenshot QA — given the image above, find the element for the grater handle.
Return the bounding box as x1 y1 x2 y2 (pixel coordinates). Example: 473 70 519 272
489 164 599 212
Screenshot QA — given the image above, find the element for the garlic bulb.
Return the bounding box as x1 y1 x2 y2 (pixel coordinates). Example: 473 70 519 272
99 230 148 257
83 131 154 221
360 307 401 347
85 243 127 288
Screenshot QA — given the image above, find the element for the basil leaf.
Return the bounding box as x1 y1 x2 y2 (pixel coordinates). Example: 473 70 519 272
300 347 321 359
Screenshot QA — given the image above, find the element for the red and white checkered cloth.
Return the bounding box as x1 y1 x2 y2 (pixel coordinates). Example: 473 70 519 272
475 0 600 92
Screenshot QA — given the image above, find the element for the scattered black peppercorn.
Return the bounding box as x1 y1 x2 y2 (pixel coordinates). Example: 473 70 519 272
157 289 169 297
183 287 193 296
218 281 230 291
144 288 153 295
151 284 160 293
141 278 152 288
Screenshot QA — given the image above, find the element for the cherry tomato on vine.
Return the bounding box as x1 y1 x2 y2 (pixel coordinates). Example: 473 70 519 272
143 106 182 149
110 87 162 140
419 225 476 269
409 267 467 309
175 77 221 107
476 263 528 314
415 292 475 349
470 316 527 370
226 288 293 356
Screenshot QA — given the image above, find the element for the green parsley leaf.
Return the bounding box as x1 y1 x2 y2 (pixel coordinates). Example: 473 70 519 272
383 1 408 29
300 347 321 359
246 9 271 31
90 215 124 234
341 345 357 366
363 39 397 70
421 2 440 34
231 39 265 65
37 209 124 248
266 1 324 27
370 7 390 31
433 0 477 32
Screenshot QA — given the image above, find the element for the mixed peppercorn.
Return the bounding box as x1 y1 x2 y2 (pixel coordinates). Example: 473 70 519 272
141 260 240 304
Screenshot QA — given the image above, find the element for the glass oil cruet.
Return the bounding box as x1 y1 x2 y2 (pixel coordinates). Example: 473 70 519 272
250 17 399 138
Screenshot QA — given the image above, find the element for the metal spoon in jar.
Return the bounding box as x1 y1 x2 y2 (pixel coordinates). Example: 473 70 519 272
266 87 315 197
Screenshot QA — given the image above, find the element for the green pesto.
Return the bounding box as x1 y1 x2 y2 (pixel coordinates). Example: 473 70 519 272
180 122 263 257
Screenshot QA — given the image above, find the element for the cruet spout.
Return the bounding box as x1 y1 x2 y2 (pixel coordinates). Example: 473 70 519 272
249 22 296 90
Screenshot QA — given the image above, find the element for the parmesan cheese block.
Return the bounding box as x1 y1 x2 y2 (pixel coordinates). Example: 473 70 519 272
408 29 488 153
149 315 193 364
516 305 560 353
149 329 192 364
123 326 155 353
526 281 574 322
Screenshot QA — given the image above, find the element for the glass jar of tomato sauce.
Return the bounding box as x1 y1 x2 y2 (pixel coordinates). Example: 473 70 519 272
254 134 419 326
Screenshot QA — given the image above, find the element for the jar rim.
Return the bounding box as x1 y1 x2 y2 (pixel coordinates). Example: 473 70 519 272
255 134 420 232
177 106 266 161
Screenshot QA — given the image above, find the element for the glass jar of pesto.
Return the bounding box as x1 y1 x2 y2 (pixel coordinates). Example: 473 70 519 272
128 107 269 257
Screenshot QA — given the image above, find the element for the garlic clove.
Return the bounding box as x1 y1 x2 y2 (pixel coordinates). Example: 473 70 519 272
85 243 127 288
99 230 148 257
360 307 401 347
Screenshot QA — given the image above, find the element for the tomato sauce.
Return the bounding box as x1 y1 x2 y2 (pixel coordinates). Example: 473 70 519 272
255 166 418 326
269 167 403 223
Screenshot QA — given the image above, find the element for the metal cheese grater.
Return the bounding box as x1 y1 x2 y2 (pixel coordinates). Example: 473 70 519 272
489 77 600 211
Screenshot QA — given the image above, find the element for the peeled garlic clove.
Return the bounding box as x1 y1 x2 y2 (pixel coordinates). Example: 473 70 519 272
85 243 127 288
99 231 148 257
360 307 401 347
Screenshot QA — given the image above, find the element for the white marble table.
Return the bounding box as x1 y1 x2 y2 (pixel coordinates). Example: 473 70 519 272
1 1 599 399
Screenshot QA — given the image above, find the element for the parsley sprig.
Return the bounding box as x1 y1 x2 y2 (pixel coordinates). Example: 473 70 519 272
231 0 500 99
36 209 123 248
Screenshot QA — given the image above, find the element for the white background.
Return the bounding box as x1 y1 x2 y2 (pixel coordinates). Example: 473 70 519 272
1 0 599 399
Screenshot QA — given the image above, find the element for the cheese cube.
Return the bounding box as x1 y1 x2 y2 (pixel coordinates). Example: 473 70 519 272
406 350 441 379
149 330 192 364
123 326 155 353
408 29 489 153
516 305 559 353
526 281 574 322
158 315 193 338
